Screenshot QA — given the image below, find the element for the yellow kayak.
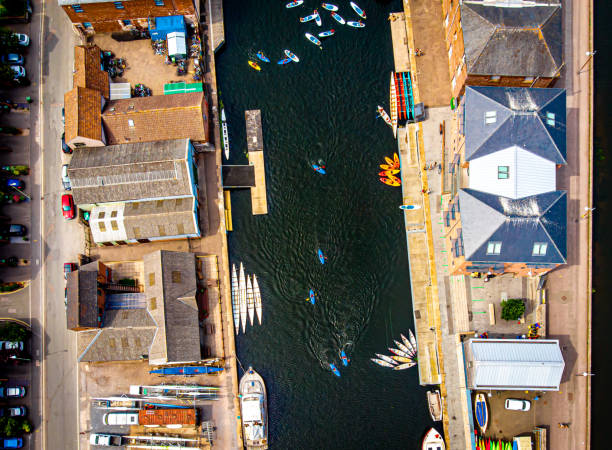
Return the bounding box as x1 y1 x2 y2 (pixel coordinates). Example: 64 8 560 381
248 60 261 71
391 355 413 363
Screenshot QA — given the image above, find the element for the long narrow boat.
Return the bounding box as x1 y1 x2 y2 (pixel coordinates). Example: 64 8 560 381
331 12 345 24
391 355 413 363
221 109 230 160
300 12 317 22
371 358 394 368
247 275 255 327
284 49 300 62
248 60 261 71
305 33 323 48
239 367 268 449
253 274 262 325
239 263 247 333
308 289 316 305
394 339 415 357
330 363 341 377
401 333 416 355
346 21 365 28
150 366 224 375
350 1 366 19
475 393 488 434
389 72 398 138
402 72 410 120
393 362 416 370
231 264 240 334
403 71 412 120
256 51 270 63
409 329 418 351
375 353 398 365
314 9 322 26
427 390 443 422
388 347 411 358
285 0 303 7
321 2 338 11
377 105 392 127
277 58 291 65
318 29 335 38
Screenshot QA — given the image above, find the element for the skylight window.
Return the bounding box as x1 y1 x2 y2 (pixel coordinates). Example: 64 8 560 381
484 111 497 124
532 242 548 256
546 112 555 126
498 166 509 179
128 119 134 127
486 241 502 255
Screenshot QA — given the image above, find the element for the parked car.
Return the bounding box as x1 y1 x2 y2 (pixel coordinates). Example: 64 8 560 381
12 33 29 47
504 398 531 411
0 438 23 449
60 133 71 154
61 164 71 190
0 54 23 65
61 194 75 220
0 386 26 398
9 65 25 79
2 224 27 236
5 179 24 190
0 341 24 351
0 406 26 417
63 262 77 280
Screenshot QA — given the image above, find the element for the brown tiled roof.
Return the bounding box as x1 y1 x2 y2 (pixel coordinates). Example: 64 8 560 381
73 45 110 99
101 92 208 145
66 270 99 330
123 198 198 240
64 87 103 143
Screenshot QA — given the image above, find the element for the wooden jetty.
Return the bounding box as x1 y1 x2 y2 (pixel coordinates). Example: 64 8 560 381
245 110 268 215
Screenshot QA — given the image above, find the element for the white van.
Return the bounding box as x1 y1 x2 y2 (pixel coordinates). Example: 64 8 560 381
103 412 139 426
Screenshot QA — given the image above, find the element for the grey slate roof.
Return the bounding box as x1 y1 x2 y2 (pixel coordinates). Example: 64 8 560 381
465 338 565 390
464 86 566 163
68 139 194 206
104 309 155 328
123 198 198 240
78 327 156 362
458 188 566 264
66 270 99 330
461 3 562 77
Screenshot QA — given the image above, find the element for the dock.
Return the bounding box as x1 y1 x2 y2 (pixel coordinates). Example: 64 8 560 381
209 0 225 53
245 110 268 215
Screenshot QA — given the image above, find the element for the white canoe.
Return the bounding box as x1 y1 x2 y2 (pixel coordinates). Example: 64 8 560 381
394 362 416 370
231 264 240 334
422 427 445 450
253 274 262 325
409 329 418 350
371 358 394 368
389 72 398 138
391 355 413 363
401 333 416 355
246 275 255 327
221 108 230 160
375 353 398 365
239 263 247 334
389 347 411 358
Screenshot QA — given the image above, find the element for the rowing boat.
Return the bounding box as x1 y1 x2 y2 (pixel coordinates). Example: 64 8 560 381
330 363 341 377
253 274 262 325
308 289 316 305
247 275 255 327
422 427 445 450
284 49 300 62
401 333 416 354
389 72 398 138
231 264 240 334
318 29 335 37
375 353 398 365
321 2 338 11
391 355 413 363
256 51 270 63
393 362 416 370
305 33 323 48
331 12 345 24
221 109 230 160
427 390 443 422
394 339 413 356
248 60 261 71
409 329 417 351
371 358 394 368
350 1 366 19
377 105 392 127
285 0 303 7
239 263 247 333
346 21 365 28
314 9 322 26
317 249 326 264
475 393 488 434
388 347 411 358
277 58 291 65
300 12 317 22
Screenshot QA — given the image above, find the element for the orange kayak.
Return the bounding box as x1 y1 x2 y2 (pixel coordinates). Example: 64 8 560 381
380 177 401 187
393 153 399 167
378 169 400 176
384 156 394 166
248 60 261 71
380 163 395 170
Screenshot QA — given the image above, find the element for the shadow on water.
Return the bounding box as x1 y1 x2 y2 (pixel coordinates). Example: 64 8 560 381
216 0 432 447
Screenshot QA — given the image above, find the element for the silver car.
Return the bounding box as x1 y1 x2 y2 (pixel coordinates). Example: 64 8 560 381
61 164 71 190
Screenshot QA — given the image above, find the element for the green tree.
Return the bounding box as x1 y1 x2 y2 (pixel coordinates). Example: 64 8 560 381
500 298 526 321
0 417 32 436
0 322 28 341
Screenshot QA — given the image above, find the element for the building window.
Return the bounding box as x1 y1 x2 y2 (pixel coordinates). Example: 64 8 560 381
113 1 124 8
532 242 548 256
111 220 119 231
155 0 164 5
546 112 555 126
149 273 155 286
485 111 497 124
128 119 134 127
83 22 92 29
450 203 456 220
98 211 105 219
110 210 117 218
498 166 509 179
98 222 106 232
172 271 182 283
490 75 500 82
150 297 157 310
486 241 502 255
122 19 131 26
72 4 83 12
445 212 451 227
522 76 534 83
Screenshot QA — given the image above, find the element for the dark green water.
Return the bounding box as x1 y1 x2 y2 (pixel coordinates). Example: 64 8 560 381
216 0 431 447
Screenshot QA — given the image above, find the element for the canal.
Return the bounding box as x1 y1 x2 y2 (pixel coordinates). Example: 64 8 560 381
215 0 432 447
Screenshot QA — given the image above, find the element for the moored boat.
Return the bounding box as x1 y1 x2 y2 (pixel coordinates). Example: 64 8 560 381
475 393 488 434
371 358 394 368
300 12 317 22
409 329 417 350
346 20 365 28
377 105 392 127
394 339 413 356
221 109 230 160
400 204 422 211
380 177 401 187
284 49 300 62
389 72 398 138
401 333 416 354
422 427 445 450
321 2 338 11
285 0 303 7
239 263 247 333
375 353 398 365
427 390 443 422
379 170 400 177
314 9 322 26
256 51 271 63
247 275 255 327
330 363 341 377
239 367 268 449
393 362 417 370
388 347 411 358
305 33 323 48
331 12 345 24
231 264 240 334
248 60 261 71
150 365 224 375
350 1 366 19
318 29 335 37
253 274 262 325
391 355 413 363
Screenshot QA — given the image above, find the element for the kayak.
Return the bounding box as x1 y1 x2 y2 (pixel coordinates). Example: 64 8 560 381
391 355 413 363
409 329 417 350
150 366 224 375
346 21 365 28
394 339 413 356
375 353 398 365
321 2 338 11
284 49 300 62
305 33 323 48
400 204 422 211
253 274 263 325
386 173 401 183
318 29 335 37
340 350 350 366
247 275 255 327
317 248 326 264
277 58 292 65
256 51 270 63
350 1 366 19
300 12 317 22
388 347 411 358
308 289 316 305
400 335 416 355
475 393 489 434
285 0 303 7
371 358 394 368
314 9 322 26
377 105 392 127
380 177 401 187
231 264 240 334
330 363 341 377
379 163 395 170
393 362 416 370
384 156 395 166
394 152 400 167
379 169 400 176
331 12 345 24
248 60 261 71
312 164 326 174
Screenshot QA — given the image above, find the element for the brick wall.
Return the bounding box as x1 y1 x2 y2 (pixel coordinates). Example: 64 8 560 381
61 0 196 33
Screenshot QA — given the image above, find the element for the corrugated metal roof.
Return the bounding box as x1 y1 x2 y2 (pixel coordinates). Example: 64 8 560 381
467 339 564 390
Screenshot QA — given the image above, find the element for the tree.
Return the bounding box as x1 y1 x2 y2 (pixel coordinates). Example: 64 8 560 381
0 322 28 341
0 417 31 436
501 298 526 321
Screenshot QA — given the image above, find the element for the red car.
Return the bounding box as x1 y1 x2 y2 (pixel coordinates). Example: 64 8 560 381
61 194 75 220
63 262 77 280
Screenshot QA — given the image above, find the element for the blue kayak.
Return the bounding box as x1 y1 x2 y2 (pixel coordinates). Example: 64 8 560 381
256 51 270 63
330 363 341 377
277 58 292 65
312 164 326 174
341 350 350 367
317 249 326 264
150 366 224 375
309 289 316 305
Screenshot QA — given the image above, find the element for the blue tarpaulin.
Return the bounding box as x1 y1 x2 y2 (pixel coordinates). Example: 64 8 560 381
148 15 186 40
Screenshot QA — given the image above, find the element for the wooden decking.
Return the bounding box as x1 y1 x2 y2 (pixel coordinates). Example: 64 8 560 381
245 110 268 215
389 12 411 73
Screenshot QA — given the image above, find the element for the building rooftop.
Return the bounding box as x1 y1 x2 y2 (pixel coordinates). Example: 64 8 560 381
461 2 562 78
66 270 99 330
64 86 104 145
73 45 110 99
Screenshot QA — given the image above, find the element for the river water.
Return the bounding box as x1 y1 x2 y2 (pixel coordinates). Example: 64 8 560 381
215 0 432 447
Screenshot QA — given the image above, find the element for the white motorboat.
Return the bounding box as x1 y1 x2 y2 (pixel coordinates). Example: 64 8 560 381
422 427 445 450
239 367 268 449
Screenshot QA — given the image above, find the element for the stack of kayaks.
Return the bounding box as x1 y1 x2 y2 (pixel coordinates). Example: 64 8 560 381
231 262 264 334
475 435 514 450
371 330 418 370
379 153 401 187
